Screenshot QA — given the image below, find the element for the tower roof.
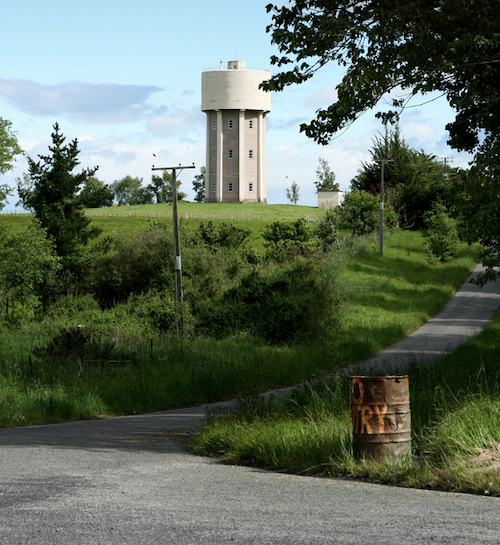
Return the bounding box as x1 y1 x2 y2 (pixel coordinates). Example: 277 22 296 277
202 60 271 112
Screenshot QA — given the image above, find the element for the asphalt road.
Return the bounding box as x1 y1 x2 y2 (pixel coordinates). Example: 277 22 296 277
1 264 500 544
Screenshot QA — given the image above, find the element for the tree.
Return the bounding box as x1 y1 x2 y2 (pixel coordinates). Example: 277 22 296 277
340 191 397 235
264 1 499 149
285 181 300 204
111 176 153 205
17 123 100 261
351 125 451 229
79 177 114 208
192 166 206 203
148 171 187 203
455 147 500 285
0 221 60 321
0 117 23 176
0 184 12 212
263 0 500 281
315 158 339 192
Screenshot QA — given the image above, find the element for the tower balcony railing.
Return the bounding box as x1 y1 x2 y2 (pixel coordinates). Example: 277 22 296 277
203 66 269 72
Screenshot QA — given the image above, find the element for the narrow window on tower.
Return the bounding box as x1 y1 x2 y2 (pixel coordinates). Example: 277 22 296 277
248 120 253 129
248 149 253 159
249 183 253 192
228 119 234 129
228 149 233 159
212 120 216 130
212 149 216 160
228 183 233 192
212 183 215 192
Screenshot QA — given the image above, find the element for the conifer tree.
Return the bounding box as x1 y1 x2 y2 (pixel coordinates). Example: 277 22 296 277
18 123 101 261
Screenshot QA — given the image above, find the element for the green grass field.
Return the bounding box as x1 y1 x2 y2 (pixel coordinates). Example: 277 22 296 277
0 202 328 252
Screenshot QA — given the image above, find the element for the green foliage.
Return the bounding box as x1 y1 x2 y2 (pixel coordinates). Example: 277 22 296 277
89 223 175 307
261 218 315 261
315 157 339 192
264 1 499 154
17 123 101 261
0 117 23 176
314 209 340 252
455 142 500 285
111 175 153 205
351 126 451 229
148 171 187 203
192 166 206 203
79 177 113 208
340 191 397 235
285 181 300 204
197 258 343 345
424 202 459 263
196 221 253 253
0 221 60 322
0 184 12 211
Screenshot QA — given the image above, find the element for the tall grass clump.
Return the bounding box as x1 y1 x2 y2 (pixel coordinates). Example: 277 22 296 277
190 314 500 495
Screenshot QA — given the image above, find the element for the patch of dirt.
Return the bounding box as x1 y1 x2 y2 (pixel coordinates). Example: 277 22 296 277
473 443 500 473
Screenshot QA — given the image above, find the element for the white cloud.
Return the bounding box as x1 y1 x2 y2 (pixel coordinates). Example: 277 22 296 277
146 106 204 138
305 85 338 108
0 79 163 124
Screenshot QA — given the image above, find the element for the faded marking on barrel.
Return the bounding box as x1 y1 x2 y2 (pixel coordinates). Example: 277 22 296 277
374 404 387 434
350 375 411 460
352 404 387 434
351 377 364 404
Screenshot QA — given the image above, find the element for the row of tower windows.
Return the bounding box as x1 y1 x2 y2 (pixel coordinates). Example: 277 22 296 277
212 149 254 159
212 119 254 130
211 183 254 193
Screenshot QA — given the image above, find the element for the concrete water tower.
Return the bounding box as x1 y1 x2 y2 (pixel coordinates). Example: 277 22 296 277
201 60 271 203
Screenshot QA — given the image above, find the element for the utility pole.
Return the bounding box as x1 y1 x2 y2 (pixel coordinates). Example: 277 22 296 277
151 163 195 328
440 157 454 179
376 159 393 256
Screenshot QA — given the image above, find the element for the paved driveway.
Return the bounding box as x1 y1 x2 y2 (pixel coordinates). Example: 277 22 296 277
1 264 500 544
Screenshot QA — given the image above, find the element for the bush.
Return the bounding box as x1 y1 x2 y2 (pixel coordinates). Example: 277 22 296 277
196 221 253 252
89 223 174 306
340 191 397 234
424 202 459 263
314 209 340 252
196 257 343 345
261 218 317 261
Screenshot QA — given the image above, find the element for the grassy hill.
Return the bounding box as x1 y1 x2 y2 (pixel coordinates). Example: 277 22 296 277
0 202 329 251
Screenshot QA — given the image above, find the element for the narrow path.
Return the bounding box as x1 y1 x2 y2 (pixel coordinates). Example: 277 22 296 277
1 263 500 544
345 262 500 374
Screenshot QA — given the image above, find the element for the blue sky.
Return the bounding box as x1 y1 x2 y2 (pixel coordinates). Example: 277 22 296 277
0 0 472 209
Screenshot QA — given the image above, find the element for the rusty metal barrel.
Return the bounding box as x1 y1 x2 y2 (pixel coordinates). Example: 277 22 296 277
350 375 411 461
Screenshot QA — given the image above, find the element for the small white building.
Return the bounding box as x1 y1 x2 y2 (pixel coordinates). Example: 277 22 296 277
201 60 271 203
318 190 344 209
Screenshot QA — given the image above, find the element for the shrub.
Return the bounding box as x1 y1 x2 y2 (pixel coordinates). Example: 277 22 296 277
197 257 343 345
89 223 174 306
196 221 253 252
262 218 317 261
424 202 459 263
340 191 397 235
314 209 341 252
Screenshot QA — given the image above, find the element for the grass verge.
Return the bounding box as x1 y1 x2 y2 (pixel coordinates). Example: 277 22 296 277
189 313 500 496
0 230 482 429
